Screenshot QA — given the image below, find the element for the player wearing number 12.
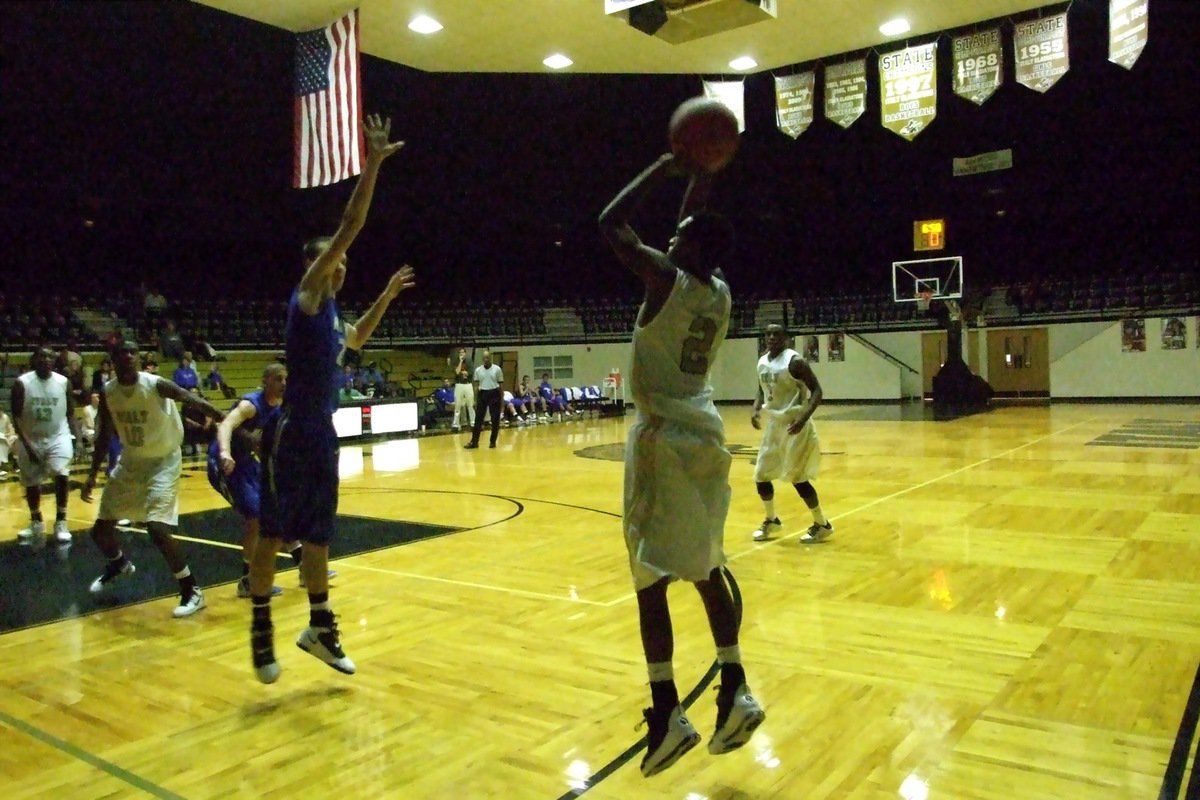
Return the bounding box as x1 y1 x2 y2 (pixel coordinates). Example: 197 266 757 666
600 152 764 778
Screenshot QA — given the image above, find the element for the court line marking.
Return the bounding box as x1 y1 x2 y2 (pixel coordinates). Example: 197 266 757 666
0 710 187 800
333 561 610 606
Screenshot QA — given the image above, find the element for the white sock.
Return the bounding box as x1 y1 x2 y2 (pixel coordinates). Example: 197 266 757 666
647 661 674 683
716 645 742 665
811 506 828 526
762 499 776 520
173 566 191 579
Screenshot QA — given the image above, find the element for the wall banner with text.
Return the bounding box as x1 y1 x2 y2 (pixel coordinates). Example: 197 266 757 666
702 80 746 132
1014 13 1070 93
879 42 937 141
775 72 815 139
823 59 867 129
952 29 1003 105
1109 0 1149 70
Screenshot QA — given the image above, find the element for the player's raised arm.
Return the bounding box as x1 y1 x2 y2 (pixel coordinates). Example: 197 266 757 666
298 114 406 315
598 154 678 285
345 265 416 350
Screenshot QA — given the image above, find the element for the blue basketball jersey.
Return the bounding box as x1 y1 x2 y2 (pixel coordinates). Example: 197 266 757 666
207 389 278 464
283 287 345 417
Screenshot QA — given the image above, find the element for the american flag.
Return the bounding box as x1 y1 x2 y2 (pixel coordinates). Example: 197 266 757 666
293 9 363 189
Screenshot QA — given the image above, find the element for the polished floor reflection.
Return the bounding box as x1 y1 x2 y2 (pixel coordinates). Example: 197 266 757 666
1 402 1198 799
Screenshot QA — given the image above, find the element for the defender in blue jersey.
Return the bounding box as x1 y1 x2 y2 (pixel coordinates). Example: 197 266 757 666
208 362 289 597
248 113 416 684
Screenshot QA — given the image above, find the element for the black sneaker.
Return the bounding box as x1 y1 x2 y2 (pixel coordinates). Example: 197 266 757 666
251 625 281 684
638 705 700 777
296 618 356 674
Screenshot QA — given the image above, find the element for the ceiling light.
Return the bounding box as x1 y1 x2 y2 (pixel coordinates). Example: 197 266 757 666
729 56 757 71
408 15 443 34
879 18 910 36
543 53 573 70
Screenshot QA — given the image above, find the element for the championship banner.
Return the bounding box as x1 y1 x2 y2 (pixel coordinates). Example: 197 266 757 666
952 29 1003 105
879 42 937 141
1109 0 1149 70
702 80 746 132
774 72 815 139
823 59 866 129
952 148 1013 176
1014 13 1070 93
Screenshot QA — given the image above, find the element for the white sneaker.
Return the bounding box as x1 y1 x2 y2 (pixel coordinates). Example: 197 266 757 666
709 683 766 754
237 577 283 598
251 625 281 684
89 560 136 593
298 569 338 589
173 588 206 618
54 520 72 543
296 622 355 674
800 522 834 543
752 517 782 542
639 705 701 777
17 520 45 547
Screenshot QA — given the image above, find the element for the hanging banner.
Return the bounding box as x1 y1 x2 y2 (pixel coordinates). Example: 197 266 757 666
1014 13 1070 93
952 29 1003 105
879 42 937 141
702 80 746 132
823 59 867 129
1109 0 1149 70
774 72 815 139
952 148 1013 176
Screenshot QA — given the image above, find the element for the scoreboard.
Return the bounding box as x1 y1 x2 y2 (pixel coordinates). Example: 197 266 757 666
913 219 945 251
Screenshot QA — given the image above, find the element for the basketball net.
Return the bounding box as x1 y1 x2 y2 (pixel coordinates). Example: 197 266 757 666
916 290 933 312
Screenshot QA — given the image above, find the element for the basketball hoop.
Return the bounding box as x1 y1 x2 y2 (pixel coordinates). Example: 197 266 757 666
916 290 933 312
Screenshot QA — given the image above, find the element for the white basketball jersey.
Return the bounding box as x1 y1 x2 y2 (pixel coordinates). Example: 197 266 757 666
104 372 183 460
18 371 71 441
630 268 730 427
757 348 807 413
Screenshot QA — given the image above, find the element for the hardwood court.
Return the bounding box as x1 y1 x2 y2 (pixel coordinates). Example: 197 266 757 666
2 402 1200 799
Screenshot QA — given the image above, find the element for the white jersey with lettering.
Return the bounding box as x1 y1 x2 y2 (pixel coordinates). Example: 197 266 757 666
104 372 183 460
754 348 820 484
624 267 733 589
17 371 71 443
629 267 731 434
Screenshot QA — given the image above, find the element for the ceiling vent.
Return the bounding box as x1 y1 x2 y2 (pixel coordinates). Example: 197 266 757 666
612 0 778 44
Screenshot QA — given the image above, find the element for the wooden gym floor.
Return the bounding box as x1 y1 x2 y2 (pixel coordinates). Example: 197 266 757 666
2 402 1199 799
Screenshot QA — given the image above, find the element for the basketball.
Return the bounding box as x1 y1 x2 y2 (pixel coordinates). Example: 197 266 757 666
668 97 739 174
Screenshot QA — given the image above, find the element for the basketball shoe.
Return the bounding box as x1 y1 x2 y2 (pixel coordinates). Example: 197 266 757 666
89 560 136 593
752 517 782 542
639 705 701 777
173 588 206 618
800 522 834 543
297 618 356 674
251 625 281 684
53 520 72 543
17 520 45 548
709 683 766 754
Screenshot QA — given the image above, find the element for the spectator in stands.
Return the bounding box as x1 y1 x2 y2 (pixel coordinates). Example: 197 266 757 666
0 404 15 478
341 364 358 393
144 287 168 315
56 343 83 377
160 320 185 361
106 326 124 352
451 347 476 433
143 355 159 374
423 378 456 429
183 388 216 456
205 363 228 393
92 358 115 394
173 352 199 391
358 362 385 397
538 372 574 420
81 391 101 452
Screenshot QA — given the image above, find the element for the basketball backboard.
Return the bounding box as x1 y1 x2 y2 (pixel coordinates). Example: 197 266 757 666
892 256 964 303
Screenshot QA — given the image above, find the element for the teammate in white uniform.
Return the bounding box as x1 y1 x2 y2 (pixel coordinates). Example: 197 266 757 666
12 347 79 547
81 341 225 617
750 324 833 543
600 152 764 778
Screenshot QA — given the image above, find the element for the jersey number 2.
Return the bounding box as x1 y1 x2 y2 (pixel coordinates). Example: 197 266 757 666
680 316 718 376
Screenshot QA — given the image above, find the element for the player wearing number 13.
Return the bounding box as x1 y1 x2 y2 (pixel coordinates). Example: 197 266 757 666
600 153 764 778
82 341 225 618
